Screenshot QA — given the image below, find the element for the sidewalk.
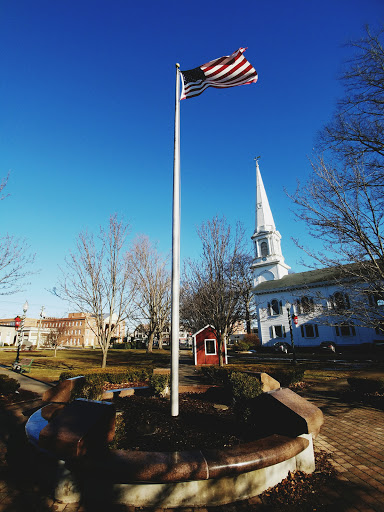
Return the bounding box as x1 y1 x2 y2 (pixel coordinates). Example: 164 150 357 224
309 392 384 512
0 365 53 395
0 365 384 511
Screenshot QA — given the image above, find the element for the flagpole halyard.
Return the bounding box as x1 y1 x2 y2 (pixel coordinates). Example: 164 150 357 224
171 63 180 417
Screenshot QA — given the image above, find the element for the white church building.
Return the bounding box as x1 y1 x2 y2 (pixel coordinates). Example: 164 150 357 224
251 162 384 350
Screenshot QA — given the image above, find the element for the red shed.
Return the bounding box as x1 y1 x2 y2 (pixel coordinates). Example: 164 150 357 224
192 325 228 366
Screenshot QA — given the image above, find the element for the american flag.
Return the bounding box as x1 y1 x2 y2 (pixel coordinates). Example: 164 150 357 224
180 48 258 100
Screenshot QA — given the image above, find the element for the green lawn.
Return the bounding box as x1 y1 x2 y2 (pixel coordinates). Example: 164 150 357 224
1 347 383 388
0 348 171 383
224 358 384 388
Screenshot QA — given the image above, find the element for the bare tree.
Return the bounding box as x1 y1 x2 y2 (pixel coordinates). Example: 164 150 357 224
317 26 384 176
181 216 253 366
44 323 67 357
0 174 35 294
0 174 10 201
235 253 257 334
56 214 133 368
128 235 171 353
289 26 384 329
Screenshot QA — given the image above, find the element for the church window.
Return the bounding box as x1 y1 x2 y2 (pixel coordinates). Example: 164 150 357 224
260 241 268 257
335 322 355 337
296 296 315 314
331 292 350 311
368 292 384 307
300 324 319 338
268 299 283 316
270 325 286 338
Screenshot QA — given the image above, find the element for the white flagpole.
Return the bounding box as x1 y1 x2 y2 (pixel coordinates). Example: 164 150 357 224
171 63 181 417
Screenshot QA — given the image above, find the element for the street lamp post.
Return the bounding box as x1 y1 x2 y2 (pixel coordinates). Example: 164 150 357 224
36 306 45 350
286 303 297 365
13 301 29 368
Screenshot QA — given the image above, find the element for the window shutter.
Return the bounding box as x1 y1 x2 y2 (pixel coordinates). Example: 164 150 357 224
351 324 356 336
283 325 286 337
335 325 340 336
315 324 319 337
267 303 271 316
300 325 304 337
270 326 274 339
279 301 283 314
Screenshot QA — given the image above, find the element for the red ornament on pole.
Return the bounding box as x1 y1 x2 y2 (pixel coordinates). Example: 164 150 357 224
293 315 298 326
14 316 21 330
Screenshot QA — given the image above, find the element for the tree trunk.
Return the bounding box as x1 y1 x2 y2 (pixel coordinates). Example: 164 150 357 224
101 348 107 368
147 331 155 353
218 333 224 367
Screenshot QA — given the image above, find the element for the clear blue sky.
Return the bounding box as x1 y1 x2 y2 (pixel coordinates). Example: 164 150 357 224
1 0 383 319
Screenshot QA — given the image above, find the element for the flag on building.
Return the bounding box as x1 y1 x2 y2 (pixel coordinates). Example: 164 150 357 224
180 47 258 100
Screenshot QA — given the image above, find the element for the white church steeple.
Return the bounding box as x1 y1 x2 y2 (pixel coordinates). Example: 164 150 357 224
251 159 290 286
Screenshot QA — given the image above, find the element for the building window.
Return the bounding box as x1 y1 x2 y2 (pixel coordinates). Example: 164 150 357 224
331 292 350 311
335 322 355 337
375 323 384 336
260 241 268 257
268 299 283 316
300 324 319 338
296 296 314 314
205 339 217 355
368 293 384 308
270 325 286 338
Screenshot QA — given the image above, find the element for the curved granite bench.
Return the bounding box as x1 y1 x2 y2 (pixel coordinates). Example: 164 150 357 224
26 377 323 507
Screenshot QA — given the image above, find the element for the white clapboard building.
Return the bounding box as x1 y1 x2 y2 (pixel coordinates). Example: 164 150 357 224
251 162 384 350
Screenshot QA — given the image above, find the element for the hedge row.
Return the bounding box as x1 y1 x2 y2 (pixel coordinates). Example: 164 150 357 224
200 365 305 388
59 366 153 385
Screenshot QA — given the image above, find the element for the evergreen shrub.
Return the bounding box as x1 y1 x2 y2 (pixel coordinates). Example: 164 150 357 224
71 377 104 400
229 371 262 424
150 374 170 397
269 367 306 387
112 342 132 349
200 366 232 385
233 339 251 352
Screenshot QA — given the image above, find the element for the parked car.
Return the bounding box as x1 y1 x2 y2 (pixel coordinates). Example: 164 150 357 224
274 341 291 353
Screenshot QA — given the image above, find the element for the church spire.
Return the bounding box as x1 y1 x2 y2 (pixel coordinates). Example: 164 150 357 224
254 158 276 234
251 159 290 285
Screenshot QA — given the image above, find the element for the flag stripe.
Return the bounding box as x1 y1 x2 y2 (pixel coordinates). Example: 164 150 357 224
180 48 257 100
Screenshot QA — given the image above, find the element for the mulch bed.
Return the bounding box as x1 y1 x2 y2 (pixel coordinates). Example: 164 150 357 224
259 449 337 511
112 391 244 451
